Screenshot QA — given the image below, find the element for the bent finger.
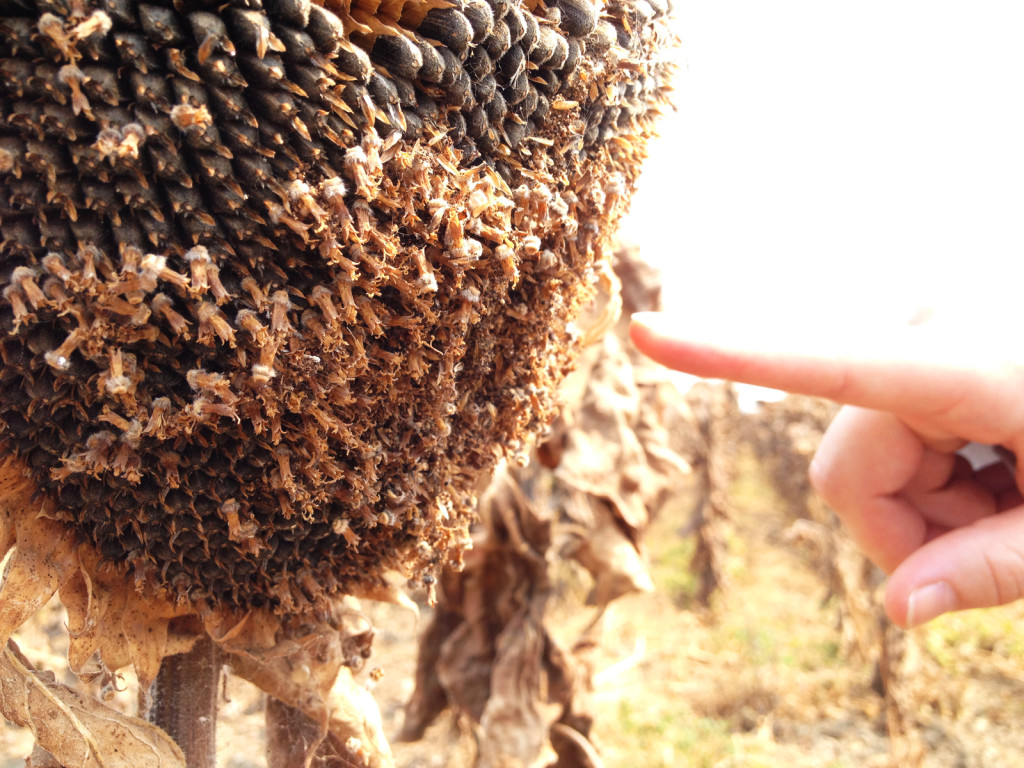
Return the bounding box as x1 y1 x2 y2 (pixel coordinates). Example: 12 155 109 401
901 478 999 530
901 450 968 495
809 408 931 570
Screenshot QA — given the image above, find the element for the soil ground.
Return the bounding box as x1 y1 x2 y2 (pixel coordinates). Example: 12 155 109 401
6 447 1024 767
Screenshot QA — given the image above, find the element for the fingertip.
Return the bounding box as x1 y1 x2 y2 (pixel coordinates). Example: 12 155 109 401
628 311 652 338
904 581 958 628
628 311 671 346
628 311 664 330
886 573 960 629
883 583 911 628
627 313 655 357
628 312 692 370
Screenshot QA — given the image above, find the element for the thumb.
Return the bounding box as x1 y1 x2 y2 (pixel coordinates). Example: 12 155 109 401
884 506 1024 627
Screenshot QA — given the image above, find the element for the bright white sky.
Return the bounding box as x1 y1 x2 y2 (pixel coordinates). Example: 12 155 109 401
619 1 1024 327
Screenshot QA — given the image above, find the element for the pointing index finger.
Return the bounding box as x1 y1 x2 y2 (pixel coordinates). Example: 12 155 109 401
629 311 1024 448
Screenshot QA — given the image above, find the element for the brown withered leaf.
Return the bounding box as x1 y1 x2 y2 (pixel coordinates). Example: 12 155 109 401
0 516 78 647
548 724 603 768
26 744 65 767
563 497 653 607
61 564 133 680
397 607 459 742
477 612 548 768
407 464 582 768
0 639 186 768
59 548 195 692
121 599 172 701
225 618 393 768
0 459 80 647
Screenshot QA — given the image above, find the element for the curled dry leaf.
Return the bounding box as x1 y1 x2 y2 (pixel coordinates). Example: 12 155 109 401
0 460 80 648
563 498 653 608
225 617 393 768
476 612 549 768
60 547 196 695
26 744 65 768
548 724 603 768
408 463 573 768
547 246 693 610
0 640 186 768
401 450 607 767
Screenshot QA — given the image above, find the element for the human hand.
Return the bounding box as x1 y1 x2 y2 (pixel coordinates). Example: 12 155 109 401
630 310 1024 627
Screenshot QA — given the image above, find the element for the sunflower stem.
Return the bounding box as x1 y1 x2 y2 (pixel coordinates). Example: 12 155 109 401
148 633 221 768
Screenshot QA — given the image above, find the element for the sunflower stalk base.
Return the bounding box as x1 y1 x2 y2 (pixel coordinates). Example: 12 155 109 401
147 635 222 768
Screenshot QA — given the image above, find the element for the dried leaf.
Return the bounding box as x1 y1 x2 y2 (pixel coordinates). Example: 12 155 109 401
0 515 79 647
324 665 393 767
0 461 75 646
26 744 64 768
0 457 32 554
566 500 653 607
0 640 186 768
477 614 547 768
122 597 171 693
398 608 459 742
224 619 394 768
548 724 604 768
347 573 419 615
63 565 133 678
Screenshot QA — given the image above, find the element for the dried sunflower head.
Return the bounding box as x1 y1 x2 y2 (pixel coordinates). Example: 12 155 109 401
0 0 676 710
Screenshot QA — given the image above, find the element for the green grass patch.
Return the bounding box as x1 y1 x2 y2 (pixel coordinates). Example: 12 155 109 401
923 604 1024 669
652 534 699 604
613 700 734 768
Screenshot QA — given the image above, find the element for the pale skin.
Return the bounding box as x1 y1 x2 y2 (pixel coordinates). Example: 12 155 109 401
630 309 1024 628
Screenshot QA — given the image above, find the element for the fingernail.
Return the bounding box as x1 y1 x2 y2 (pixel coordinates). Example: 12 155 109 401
906 581 957 627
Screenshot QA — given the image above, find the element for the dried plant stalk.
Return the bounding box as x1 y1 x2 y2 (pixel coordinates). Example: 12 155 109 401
147 635 221 768
684 382 737 607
